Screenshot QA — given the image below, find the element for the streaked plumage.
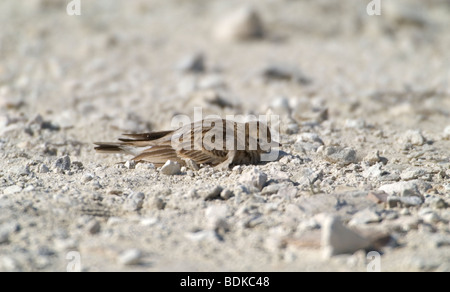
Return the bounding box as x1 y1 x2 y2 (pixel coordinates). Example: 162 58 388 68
94 118 280 170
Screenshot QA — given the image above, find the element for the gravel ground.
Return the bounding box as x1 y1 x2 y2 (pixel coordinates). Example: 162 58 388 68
0 0 449 272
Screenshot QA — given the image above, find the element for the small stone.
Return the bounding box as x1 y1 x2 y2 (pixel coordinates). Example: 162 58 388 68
185 230 218 242
3 185 22 195
140 217 158 227
86 220 101 235
214 6 264 42
296 133 324 145
106 217 124 226
286 123 299 134
23 185 34 192
362 163 384 179
38 164 50 173
82 173 94 183
54 155 71 171
123 192 145 212
0 256 20 272
401 168 427 181
426 197 447 209
205 205 229 232
443 125 450 140
0 232 8 244
238 167 267 191
322 146 358 166
387 195 402 208
148 197 165 210
363 150 388 166
321 216 371 258
135 163 155 170
379 180 423 197
37 246 55 257
124 160 136 170
345 119 367 129
160 160 181 175
398 130 426 146
260 64 310 85
367 191 388 204
198 75 226 90
399 208 411 216
201 185 223 201
261 184 283 196
418 208 441 224
117 249 142 266
177 52 205 73
270 96 291 115
349 208 381 226
264 228 288 252
399 196 423 207
54 238 78 251
220 188 233 200
14 165 30 176
244 215 264 228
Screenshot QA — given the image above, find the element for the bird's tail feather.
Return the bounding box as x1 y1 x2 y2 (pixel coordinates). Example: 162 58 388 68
94 143 124 154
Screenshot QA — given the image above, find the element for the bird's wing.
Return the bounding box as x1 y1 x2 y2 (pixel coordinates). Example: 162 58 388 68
119 130 174 142
132 144 183 167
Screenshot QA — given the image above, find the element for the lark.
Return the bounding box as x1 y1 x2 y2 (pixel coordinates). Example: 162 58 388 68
94 118 281 170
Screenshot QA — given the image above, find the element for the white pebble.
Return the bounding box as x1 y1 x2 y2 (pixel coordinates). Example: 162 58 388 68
213 6 264 42
160 160 181 175
117 249 142 266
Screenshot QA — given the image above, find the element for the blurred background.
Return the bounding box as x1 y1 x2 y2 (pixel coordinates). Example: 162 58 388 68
0 0 449 144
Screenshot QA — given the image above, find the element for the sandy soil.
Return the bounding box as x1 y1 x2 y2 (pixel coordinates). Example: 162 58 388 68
0 0 449 272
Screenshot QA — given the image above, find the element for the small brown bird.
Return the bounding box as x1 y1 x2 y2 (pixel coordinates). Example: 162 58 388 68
94 118 281 170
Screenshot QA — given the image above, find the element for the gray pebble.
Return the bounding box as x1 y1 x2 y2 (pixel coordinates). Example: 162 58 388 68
418 208 441 224
399 196 423 207
398 130 426 146
321 146 358 166
177 52 205 73
260 64 311 85
38 164 50 174
123 192 145 212
426 196 447 209
148 197 165 210
82 173 94 183
401 168 427 181
86 220 101 235
220 188 233 200
201 185 223 201
387 195 402 208
379 180 422 197
238 167 267 191
261 184 282 196
349 208 382 226
363 150 388 166
0 232 9 244
124 160 136 170
54 155 71 171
